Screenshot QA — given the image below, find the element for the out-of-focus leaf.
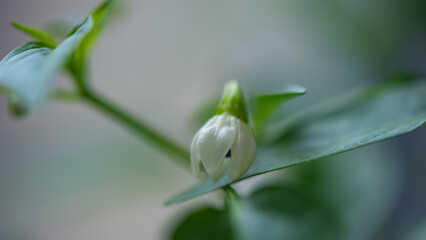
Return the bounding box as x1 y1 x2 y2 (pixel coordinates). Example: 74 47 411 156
0 17 93 113
282 144 399 240
11 22 57 48
171 207 233 240
235 185 343 240
166 79 426 204
171 185 342 240
171 144 398 240
67 0 117 88
405 219 426 240
253 84 306 133
191 85 305 135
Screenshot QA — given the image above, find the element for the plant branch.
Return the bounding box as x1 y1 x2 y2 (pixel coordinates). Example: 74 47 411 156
223 186 246 240
80 89 190 168
223 185 239 205
50 90 82 101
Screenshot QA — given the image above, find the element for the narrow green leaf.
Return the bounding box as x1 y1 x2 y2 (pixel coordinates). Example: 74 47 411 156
0 17 93 112
11 22 57 48
253 84 306 133
67 0 117 88
166 80 426 204
91 0 117 23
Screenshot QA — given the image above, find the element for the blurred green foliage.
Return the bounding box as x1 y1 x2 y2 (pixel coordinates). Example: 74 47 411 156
167 79 426 205
1 1 426 240
0 18 93 114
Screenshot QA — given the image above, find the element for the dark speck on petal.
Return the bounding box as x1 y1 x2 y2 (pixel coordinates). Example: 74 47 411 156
225 149 231 157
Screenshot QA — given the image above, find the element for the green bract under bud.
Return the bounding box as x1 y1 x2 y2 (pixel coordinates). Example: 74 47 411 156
190 81 256 181
215 80 248 123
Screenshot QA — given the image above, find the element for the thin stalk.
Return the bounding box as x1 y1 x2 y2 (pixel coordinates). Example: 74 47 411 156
223 186 247 240
223 186 239 205
81 89 190 168
50 90 82 101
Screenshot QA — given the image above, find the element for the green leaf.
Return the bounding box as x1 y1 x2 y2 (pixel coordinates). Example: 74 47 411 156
234 185 343 240
253 84 306 133
405 220 426 240
171 185 343 240
171 207 233 240
287 144 400 239
0 17 93 113
67 0 117 88
171 144 394 240
166 79 426 205
11 22 57 48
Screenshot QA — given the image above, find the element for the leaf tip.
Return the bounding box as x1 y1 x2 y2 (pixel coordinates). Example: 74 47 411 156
10 21 22 29
287 84 307 95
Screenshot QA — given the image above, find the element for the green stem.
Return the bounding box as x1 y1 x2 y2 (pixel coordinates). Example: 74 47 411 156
81 89 190 168
50 90 82 101
223 186 246 240
223 186 239 205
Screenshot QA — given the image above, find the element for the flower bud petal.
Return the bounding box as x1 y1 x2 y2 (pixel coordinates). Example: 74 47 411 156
228 119 256 181
212 114 237 171
209 157 230 181
190 116 217 177
197 114 236 177
191 116 218 175
190 80 256 181
190 131 206 178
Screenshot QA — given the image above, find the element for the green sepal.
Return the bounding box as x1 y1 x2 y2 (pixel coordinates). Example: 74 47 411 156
215 80 249 122
11 22 57 48
67 0 117 90
253 84 306 134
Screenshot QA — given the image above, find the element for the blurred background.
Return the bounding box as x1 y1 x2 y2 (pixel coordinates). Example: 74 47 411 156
0 0 425 239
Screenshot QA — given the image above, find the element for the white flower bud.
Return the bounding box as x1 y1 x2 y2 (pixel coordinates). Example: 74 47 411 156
191 81 256 181
191 113 256 181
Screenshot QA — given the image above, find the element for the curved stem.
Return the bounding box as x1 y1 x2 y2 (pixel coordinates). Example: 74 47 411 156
81 89 190 168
